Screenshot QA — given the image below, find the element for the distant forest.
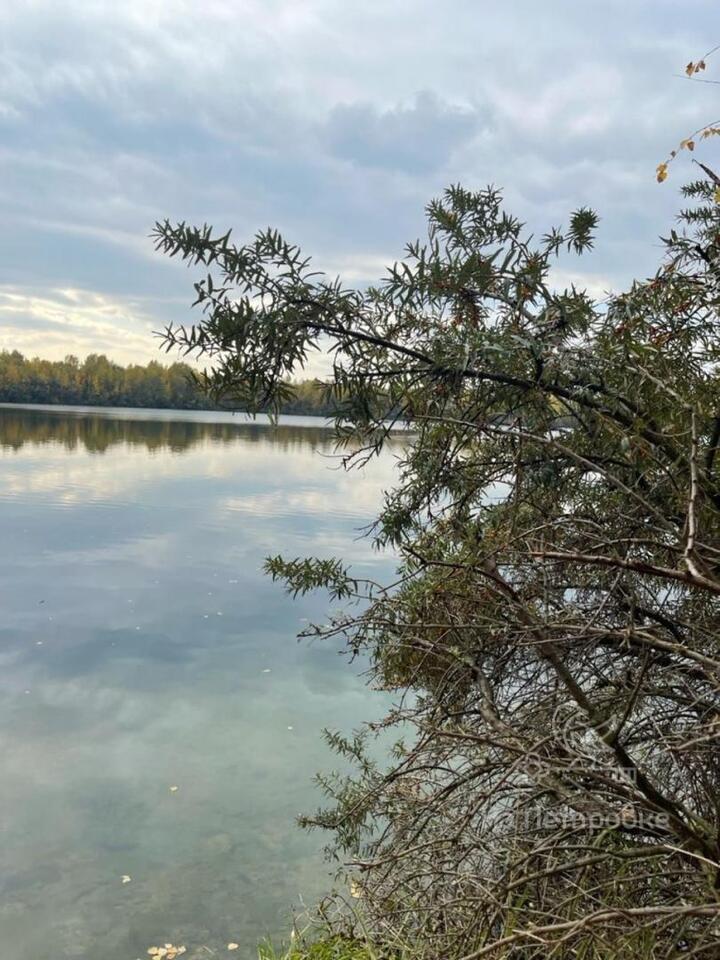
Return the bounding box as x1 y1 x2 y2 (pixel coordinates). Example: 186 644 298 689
0 351 335 416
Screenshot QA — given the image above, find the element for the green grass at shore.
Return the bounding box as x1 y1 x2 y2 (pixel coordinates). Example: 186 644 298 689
258 936 377 960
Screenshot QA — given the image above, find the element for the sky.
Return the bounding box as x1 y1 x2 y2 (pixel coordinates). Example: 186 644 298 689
0 0 719 371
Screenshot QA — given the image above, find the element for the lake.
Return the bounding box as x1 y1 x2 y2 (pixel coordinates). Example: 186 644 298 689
0 404 398 960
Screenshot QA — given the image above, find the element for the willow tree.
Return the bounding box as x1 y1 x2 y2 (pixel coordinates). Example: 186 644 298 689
154 180 720 958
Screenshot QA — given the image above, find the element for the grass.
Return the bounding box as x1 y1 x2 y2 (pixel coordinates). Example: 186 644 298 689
258 936 377 960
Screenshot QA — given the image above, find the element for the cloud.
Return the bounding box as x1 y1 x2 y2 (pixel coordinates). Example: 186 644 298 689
323 92 481 173
0 286 167 364
0 0 717 365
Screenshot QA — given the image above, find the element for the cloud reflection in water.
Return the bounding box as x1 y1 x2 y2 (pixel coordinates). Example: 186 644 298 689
0 405 400 960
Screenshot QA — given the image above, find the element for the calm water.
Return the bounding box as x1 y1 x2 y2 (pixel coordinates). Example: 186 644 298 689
0 404 398 960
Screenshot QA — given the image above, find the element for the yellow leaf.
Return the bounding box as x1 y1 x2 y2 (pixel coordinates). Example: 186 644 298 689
228 945 240 952
656 163 669 183
686 61 695 76
687 140 695 152
121 875 132 884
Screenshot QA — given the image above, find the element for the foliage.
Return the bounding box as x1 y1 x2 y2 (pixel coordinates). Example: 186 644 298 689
657 44 720 189
0 350 335 416
156 181 720 958
258 936 377 960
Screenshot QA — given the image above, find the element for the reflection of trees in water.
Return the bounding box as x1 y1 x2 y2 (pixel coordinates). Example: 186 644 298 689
0 408 337 454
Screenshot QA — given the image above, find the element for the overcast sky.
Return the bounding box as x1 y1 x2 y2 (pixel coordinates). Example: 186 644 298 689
0 0 718 369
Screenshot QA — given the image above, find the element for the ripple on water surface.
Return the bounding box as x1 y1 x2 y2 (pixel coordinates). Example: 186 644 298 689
0 404 399 959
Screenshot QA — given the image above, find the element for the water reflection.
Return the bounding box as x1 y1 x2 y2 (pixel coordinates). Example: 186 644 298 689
0 404 397 960
0 404 336 454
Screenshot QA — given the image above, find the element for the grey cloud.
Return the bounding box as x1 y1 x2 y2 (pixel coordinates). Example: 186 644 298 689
0 0 719 364
322 92 482 173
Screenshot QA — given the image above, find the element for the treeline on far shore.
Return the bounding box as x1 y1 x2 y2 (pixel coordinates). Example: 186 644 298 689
0 350 336 416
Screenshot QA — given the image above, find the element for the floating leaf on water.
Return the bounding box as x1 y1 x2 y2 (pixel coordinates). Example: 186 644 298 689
169 785 179 792
121 874 132 884
147 942 185 959
228 944 239 951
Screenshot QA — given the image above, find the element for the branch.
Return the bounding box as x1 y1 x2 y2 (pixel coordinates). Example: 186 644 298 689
532 548 720 597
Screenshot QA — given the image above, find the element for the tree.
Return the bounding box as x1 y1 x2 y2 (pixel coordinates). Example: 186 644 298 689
0 351 335 415
154 180 720 958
